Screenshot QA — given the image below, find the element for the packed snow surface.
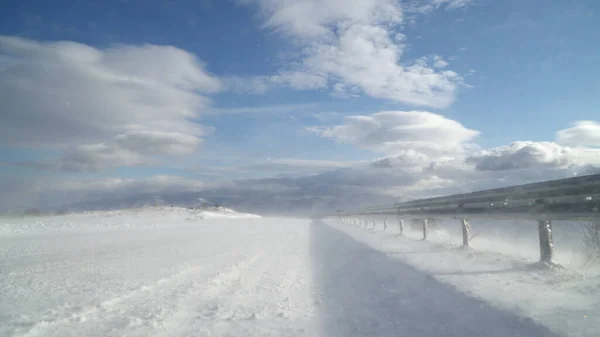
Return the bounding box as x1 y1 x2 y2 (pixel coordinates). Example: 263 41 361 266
1 208 599 337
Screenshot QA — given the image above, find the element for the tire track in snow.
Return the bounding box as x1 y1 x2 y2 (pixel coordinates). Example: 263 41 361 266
1 235 199 275
209 248 316 337
151 251 270 337
158 230 316 337
16 252 259 337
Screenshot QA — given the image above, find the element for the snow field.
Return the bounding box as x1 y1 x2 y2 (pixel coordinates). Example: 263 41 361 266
2 208 599 337
1 212 315 337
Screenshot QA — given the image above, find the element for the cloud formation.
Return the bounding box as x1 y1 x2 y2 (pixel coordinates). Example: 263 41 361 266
240 0 466 108
465 141 578 171
0 36 220 171
409 0 472 13
61 131 203 172
466 140 600 172
556 121 600 147
244 158 359 174
308 110 479 159
304 113 600 202
371 150 430 168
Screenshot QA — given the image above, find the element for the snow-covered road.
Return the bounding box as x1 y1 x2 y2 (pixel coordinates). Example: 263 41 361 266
0 209 590 336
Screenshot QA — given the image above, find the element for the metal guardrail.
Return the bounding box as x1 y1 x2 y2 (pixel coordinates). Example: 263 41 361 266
351 174 600 221
331 174 600 264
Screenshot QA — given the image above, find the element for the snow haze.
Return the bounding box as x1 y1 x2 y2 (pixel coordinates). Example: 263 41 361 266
2 209 599 337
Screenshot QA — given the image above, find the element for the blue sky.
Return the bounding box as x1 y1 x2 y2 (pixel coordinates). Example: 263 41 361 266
1 0 600 210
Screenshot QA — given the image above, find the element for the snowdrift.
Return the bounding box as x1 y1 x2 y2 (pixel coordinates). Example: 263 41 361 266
0 206 260 235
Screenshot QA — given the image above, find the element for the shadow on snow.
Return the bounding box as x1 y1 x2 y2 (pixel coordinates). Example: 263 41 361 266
310 220 561 337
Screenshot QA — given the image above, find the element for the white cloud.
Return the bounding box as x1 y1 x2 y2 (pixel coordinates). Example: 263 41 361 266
185 158 362 179
240 0 464 108
56 175 207 195
49 173 400 214
432 55 449 68
0 36 220 170
304 115 600 199
224 76 275 94
61 144 147 172
245 158 359 174
61 131 202 172
3 141 599 212
209 103 323 115
114 131 201 156
435 0 472 9
371 150 430 168
556 120 600 147
308 110 479 158
465 141 600 171
16 175 212 210
409 0 473 13
246 0 404 38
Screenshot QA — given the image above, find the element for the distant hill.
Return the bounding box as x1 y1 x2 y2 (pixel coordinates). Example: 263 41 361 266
66 188 396 216
133 196 166 208
188 197 214 209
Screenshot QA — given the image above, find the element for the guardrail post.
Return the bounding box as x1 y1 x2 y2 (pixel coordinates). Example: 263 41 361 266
422 218 428 240
538 220 554 264
398 219 404 235
383 217 388 231
461 218 470 247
